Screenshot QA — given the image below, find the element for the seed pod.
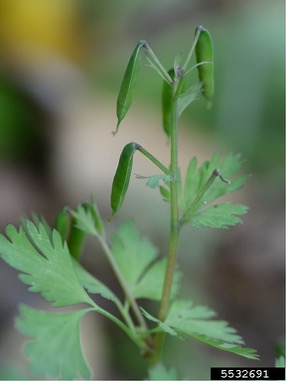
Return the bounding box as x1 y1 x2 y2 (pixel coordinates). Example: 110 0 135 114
54 207 70 242
68 215 86 260
110 142 138 217
195 26 214 100
162 68 175 137
115 40 145 133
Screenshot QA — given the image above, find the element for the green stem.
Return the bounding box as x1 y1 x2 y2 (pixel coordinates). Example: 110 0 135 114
89 302 143 347
97 235 147 331
181 26 202 72
151 83 180 365
143 41 173 84
136 144 174 178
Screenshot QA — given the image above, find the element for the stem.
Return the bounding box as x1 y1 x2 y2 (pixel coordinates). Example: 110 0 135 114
151 82 180 365
136 144 174 178
181 26 202 72
97 235 147 331
143 41 173 84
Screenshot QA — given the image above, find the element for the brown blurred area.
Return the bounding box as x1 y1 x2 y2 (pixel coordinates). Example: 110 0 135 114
0 0 284 379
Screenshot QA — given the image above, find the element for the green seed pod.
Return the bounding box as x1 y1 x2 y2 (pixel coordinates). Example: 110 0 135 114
162 68 175 137
115 40 145 133
195 26 214 100
110 142 138 217
68 215 86 261
54 207 70 242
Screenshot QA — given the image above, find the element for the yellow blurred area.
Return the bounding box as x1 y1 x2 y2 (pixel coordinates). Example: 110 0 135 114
0 0 85 63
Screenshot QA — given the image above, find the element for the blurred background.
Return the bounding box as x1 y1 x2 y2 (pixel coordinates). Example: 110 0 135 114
0 0 284 379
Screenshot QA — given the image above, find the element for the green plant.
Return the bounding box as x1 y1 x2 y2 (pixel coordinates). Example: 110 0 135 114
0 26 261 379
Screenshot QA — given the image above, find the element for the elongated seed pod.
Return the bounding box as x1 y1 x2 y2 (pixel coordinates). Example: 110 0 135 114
195 26 214 100
68 215 86 260
110 142 138 217
54 207 70 242
115 40 145 133
162 68 175 137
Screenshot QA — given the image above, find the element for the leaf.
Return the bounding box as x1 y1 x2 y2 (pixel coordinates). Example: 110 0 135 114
159 185 170 202
176 83 202 117
136 174 172 189
165 300 259 359
112 221 180 301
16 304 92 379
183 152 248 210
74 261 118 303
0 222 93 307
147 363 178 380
110 142 138 218
275 356 285 367
134 258 181 301
191 202 248 229
116 40 144 133
112 221 157 291
140 308 177 337
181 152 249 228
71 201 104 237
143 300 259 360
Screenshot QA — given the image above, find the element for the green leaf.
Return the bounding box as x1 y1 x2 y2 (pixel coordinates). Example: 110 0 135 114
0 222 93 307
159 185 170 202
176 83 202 117
71 201 104 237
16 304 92 379
143 300 259 360
140 308 177 337
134 258 181 301
147 363 178 380
74 261 118 303
183 152 248 211
191 202 248 229
136 173 172 189
112 221 157 291
275 356 285 367
116 40 144 133
181 152 249 228
112 221 180 301
165 300 259 360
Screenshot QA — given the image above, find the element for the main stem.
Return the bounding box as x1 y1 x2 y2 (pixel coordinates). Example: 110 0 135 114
151 85 180 364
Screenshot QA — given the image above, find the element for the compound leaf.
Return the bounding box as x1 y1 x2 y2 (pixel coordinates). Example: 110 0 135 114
16 304 92 379
143 300 259 360
191 202 248 229
112 221 180 301
74 261 118 303
0 222 93 307
134 258 181 301
181 152 249 229
71 201 104 237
